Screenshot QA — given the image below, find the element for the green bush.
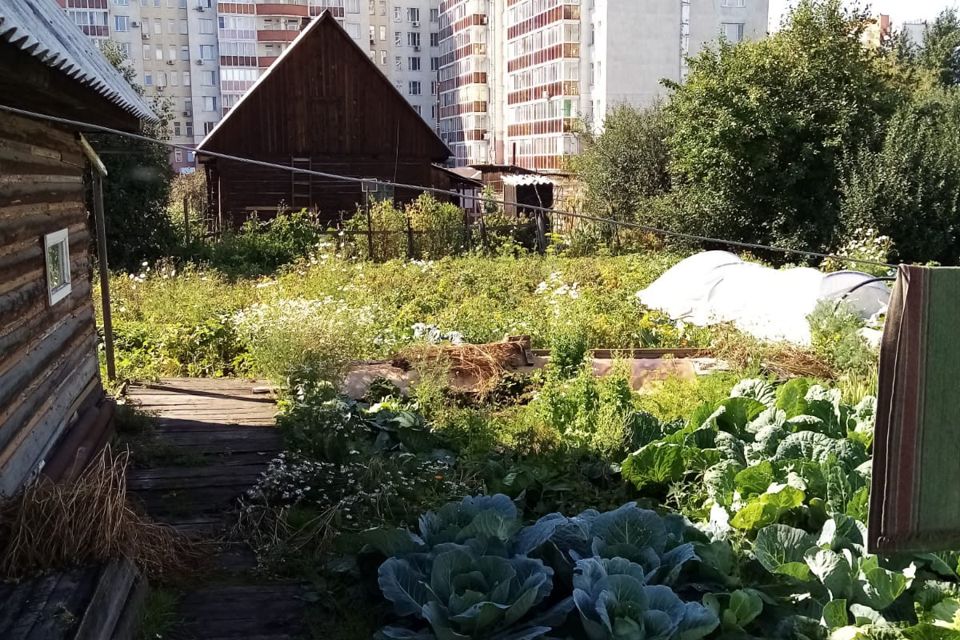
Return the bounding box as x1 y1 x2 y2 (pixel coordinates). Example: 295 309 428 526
807 300 877 378
204 208 327 277
840 88 960 264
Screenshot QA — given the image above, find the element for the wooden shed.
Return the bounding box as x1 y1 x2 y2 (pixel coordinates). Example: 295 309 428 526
197 12 452 229
0 1 155 495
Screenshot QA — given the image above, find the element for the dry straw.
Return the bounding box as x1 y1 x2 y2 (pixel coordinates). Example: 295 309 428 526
0 445 199 580
399 340 525 394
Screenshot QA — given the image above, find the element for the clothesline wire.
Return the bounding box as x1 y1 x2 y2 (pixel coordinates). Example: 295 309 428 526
0 103 899 270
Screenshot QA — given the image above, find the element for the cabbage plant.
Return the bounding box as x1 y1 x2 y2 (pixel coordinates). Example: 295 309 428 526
378 547 556 640
573 557 719 640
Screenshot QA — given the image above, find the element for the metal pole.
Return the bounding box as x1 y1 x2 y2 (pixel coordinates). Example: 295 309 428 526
365 192 374 260
406 213 414 259
92 172 116 381
182 195 190 244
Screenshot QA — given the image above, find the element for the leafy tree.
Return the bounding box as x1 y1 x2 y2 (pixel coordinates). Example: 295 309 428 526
917 9 960 87
666 0 908 257
841 89 960 264
90 40 176 272
575 103 672 223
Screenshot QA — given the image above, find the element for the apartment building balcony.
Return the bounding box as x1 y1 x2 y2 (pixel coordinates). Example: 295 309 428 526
309 5 344 17
439 42 487 68
438 72 488 93
258 55 280 67
507 42 579 73
219 1 256 13
438 13 487 40
439 100 487 119
507 117 575 137
507 80 578 105
64 0 107 7
257 29 300 41
78 25 109 37
506 5 579 40
220 55 259 66
256 3 309 17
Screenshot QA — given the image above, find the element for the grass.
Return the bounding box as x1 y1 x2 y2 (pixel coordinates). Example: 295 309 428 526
137 587 180 640
98 250 708 383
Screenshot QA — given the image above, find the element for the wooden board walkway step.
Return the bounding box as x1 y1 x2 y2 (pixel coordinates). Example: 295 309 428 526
125 378 306 640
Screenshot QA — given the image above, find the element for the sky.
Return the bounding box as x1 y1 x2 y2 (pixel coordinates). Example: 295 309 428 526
768 0 956 30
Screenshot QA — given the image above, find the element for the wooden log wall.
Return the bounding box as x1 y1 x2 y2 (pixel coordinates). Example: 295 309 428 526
211 157 434 228
0 110 103 495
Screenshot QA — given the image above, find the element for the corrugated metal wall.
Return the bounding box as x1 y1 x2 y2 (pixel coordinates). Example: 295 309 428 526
0 110 103 495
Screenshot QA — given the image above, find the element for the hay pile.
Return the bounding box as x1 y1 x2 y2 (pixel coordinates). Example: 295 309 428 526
0 446 198 580
397 340 525 394
712 329 836 380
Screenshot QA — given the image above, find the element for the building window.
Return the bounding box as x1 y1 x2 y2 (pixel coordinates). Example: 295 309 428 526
394 31 401 46
369 49 375 59
393 6 401 21
157 71 167 86
346 0 359 13
155 47 163 60
44 229 72 306
720 0 745 6
187 151 196 162
380 50 387 65
414 105 421 114
199 18 214 34
185 121 194 137
144 72 153 86
203 96 218 112
346 21 361 38
395 55 402 70
430 56 439 71
185 98 192 113
202 70 217 85
119 42 130 56
170 71 179 86
114 0 129 5
174 148 183 162
204 121 216 134
167 18 176 34
379 0 385 15
429 32 438 47
183 71 191 85
430 80 437 95
174 121 182 136
168 45 176 60
408 56 420 71
407 32 420 47
369 0 374 13
722 22 744 42
407 7 419 22
408 81 421 95
180 18 188 34
379 25 386 40
430 8 438 22
369 25 375 42
199 44 215 60
143 44 151 59
153 18 161 34
114 15 129 31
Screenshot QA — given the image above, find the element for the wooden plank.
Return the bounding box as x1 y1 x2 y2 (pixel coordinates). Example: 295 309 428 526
6 573 60 640
107 574 148 640
24 568 94 640
72 559 137 640
127 469 266 491
128 462 270 481
130 487 251 514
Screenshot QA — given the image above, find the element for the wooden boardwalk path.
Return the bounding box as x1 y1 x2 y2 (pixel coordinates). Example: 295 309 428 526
126 378 308 640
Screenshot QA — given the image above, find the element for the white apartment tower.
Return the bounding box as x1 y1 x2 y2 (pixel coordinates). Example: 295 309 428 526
441 0 769 170
61 0 223 173
368 0 443 128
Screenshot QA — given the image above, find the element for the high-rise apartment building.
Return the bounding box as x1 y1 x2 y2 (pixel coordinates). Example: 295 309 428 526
60 0 221 173
368 0 442 127
441 0 768 170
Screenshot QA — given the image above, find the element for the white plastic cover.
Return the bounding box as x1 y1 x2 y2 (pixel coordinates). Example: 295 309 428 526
637 251 890 344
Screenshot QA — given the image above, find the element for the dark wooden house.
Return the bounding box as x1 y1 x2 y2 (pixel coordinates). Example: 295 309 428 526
197 12 452 228
0 1 154 494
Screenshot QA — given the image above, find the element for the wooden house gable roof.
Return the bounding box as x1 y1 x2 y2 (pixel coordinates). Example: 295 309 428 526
198 12 450 162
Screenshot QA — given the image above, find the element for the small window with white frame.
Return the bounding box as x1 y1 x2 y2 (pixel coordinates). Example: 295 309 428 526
44 228 72 305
